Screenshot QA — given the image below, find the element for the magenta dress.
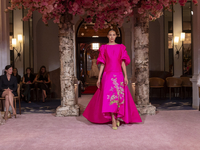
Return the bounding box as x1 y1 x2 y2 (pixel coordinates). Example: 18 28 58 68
83 44 142 124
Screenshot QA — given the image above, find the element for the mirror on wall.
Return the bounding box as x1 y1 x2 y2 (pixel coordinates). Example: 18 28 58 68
182 2 192 76
23 9 34 73
164 8 174 75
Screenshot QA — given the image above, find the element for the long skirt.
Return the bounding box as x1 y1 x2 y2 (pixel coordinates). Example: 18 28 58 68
83 71 142 124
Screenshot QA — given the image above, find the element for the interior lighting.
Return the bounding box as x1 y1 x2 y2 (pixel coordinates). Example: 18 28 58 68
12 38 16 47
18 34 23 42
92 43 99 50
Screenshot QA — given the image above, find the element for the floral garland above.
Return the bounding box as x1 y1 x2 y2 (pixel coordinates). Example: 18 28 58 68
7 0 198 31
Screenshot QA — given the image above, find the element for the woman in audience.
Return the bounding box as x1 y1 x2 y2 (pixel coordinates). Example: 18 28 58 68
22 67 35 103
0 65 17 121
13 68 21 84
34 66 51 102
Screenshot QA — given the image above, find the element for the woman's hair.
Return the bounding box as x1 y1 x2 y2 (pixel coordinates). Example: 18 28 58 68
38 66 48 78
4 65 12 74
26 67 31 73
13 68 19 76
107 29 117 35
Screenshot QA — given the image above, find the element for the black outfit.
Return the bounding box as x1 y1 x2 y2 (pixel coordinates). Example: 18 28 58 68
13 74 21 84
22 74 35 102
0 75 18 96
37 74 50 92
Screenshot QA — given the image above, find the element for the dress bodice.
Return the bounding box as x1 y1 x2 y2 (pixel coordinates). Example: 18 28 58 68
38 74 48 81
97 44 130 72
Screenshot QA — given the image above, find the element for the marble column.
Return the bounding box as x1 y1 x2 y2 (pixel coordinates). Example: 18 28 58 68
190 3 200 110
134 16 156 115
56 13 79 116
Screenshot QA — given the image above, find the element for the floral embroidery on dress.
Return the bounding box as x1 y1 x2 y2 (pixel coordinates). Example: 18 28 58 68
107 75 125 108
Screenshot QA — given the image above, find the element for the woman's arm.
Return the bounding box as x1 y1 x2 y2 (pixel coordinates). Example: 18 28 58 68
22 76 26 84
34 75 40 83
44 74 51 83
96 64 105 88
121 61 128 86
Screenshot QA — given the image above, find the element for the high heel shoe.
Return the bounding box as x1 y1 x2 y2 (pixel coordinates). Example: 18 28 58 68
112 118 117 130
13 110 17 118
112 127 118 130
4 112 8 121
117 120 120 127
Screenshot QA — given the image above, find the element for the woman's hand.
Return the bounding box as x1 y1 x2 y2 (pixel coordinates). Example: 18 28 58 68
96 79 100 88
124 76 128 86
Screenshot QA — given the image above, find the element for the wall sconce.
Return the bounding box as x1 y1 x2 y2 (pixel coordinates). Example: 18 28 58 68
12 34 23 61
174 32 185 59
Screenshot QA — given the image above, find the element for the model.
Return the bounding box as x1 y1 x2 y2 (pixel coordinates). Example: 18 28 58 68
83 29 142 130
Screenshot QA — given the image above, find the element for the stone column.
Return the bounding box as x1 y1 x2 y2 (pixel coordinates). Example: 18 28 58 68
56 13 79 116
134 16 156 115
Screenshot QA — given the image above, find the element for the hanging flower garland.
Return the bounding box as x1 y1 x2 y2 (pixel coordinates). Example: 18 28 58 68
7 0 198 31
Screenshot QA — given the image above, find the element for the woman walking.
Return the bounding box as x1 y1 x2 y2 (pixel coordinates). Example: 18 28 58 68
83 29 142 129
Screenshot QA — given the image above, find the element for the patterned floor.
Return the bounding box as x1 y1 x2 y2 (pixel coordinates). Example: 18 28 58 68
150 97 194 110
16 96 194 114
17 99 60 114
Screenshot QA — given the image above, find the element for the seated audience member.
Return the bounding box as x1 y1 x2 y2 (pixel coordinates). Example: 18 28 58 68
0 65 17 121
34 66 51 103
13 68 21 84
22 67 35 103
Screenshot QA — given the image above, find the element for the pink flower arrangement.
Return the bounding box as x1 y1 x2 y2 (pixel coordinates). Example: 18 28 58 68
8 0 198 31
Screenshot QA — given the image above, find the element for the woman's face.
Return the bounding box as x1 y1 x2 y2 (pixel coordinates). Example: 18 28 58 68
13 68 17 74
6 67 13 75
26 69 31 74
107 30 117 43
41 67 46 73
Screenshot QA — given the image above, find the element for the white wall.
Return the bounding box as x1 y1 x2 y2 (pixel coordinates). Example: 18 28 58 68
33 11 59 73
0 0 10 75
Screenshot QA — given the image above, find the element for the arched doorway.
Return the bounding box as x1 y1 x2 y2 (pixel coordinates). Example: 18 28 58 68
76 21 122 97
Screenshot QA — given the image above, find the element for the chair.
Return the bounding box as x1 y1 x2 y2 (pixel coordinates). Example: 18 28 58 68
35 81 52 101
180 77 192 99
166 77 182 100
0 84 21 115
20 84 36 101
149 77 165 98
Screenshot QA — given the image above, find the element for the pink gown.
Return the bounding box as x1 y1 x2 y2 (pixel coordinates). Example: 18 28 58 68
83 44 142 124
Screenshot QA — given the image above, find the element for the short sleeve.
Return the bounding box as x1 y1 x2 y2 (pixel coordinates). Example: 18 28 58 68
97 45 106 65
121 44 130 66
